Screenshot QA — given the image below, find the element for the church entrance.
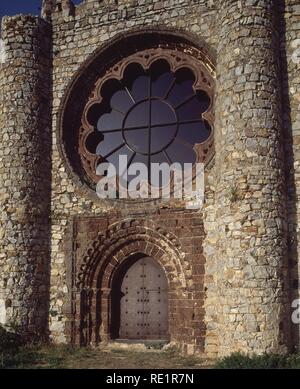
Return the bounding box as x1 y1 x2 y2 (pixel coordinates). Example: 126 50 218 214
111 255 169 341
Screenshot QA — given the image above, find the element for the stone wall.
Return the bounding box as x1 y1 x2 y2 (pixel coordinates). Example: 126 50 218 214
0 0 299 356
49 0 218 350
0 16 52 336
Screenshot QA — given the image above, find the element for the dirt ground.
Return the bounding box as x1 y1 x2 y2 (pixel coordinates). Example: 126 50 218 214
6 343 213 369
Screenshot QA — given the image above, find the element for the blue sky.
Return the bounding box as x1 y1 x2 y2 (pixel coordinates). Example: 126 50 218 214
0 0 83 21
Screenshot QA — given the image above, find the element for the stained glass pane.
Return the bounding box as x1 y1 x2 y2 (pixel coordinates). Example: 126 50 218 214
131 75 149 102
97 111 124 132
166 138 197 166
151 125 177 154
152 72 174 98
111 89 134 113
151 100 176 126
124 128 149 154
125 101 149 128
178 121 211 145
96 132 124 156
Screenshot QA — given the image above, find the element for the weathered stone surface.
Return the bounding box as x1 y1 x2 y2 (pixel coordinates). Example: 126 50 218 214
204 0 289 357
0 0 299 357
0 15 52 336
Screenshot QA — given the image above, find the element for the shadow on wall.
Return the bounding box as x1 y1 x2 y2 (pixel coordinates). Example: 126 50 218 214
19 17 52 340
278 0 299 352
31 17 53 340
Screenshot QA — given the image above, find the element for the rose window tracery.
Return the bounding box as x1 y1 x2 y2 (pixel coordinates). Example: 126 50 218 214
79 48 214 186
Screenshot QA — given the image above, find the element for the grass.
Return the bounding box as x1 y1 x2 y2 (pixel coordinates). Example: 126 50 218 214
1 325 300 369
2 345 300 369
1 344 207 369
215 352 300 369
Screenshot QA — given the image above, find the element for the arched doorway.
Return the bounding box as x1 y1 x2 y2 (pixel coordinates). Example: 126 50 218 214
73 222 195 347
111 255 169 341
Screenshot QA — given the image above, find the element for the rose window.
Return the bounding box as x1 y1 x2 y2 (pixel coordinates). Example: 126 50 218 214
79 48 214 186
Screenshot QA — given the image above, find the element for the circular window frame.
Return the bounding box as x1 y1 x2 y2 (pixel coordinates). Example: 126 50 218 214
58 29 216 203
80 47 214 184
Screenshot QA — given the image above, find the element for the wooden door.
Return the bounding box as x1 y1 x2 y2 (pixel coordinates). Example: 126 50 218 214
119 256 168 340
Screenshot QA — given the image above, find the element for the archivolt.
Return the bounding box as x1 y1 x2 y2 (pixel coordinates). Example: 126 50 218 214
76 218 187 290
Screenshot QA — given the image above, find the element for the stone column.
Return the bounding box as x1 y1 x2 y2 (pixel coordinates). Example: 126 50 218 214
213 0 289 356
0 16 52 337
41 0 56 21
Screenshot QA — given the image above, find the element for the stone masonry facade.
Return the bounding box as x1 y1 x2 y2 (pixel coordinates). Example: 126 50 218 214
0 0 300 358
